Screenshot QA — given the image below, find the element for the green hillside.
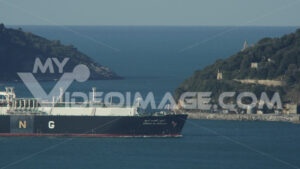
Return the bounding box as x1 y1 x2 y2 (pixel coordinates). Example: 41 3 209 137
0 23 121 81
175 29 300 104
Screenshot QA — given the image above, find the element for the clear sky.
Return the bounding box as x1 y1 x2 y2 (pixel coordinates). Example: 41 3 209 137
0 0 299 26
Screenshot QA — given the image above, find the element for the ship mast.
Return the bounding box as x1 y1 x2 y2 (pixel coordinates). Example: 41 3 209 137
92 87 96 102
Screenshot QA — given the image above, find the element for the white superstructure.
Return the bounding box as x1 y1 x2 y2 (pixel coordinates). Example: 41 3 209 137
0 87 139 116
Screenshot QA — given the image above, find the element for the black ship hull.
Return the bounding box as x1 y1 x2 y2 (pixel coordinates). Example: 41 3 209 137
0 114 187 137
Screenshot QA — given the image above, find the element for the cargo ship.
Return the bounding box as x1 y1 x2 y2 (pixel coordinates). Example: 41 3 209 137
0 87 187 137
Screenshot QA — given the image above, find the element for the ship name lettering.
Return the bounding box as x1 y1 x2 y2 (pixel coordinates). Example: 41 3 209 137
143 119 167 125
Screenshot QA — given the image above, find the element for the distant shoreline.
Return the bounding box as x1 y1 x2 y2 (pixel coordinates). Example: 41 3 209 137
186 112 300 123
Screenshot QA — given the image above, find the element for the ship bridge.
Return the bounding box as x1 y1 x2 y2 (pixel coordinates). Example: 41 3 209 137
0 87 39 114
0 87 16 104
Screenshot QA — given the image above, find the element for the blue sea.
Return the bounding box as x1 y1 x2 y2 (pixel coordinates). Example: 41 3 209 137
1 26 300 169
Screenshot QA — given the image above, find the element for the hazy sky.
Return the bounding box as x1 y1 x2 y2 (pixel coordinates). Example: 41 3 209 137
0 0 299 26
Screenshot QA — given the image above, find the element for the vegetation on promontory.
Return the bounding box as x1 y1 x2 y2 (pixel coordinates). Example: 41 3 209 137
175 29 300 104
0 23 121 81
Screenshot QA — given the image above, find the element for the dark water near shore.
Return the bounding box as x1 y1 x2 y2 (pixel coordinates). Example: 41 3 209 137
1 26 300 169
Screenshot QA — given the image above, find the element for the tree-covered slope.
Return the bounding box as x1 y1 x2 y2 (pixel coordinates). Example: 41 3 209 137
175 29 300 104
0 23 121 81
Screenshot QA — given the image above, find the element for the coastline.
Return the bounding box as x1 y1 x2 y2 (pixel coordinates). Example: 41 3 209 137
186 112 300 123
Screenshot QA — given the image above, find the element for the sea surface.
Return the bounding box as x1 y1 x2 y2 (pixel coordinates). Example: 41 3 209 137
1 26 300 169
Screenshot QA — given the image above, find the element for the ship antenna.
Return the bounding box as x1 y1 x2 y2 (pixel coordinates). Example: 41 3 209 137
59 88 64 103
136 97 141 108
52 96 55 107
92 87 96 102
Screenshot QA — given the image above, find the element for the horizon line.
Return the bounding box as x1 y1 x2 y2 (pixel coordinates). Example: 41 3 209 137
4 24 300 28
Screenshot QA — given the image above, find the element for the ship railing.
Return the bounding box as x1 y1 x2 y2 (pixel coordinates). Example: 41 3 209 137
39 101 135 108
40 101 106 108
7 98 40 113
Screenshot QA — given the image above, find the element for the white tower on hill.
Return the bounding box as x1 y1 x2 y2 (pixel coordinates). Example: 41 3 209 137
242 40 248 51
